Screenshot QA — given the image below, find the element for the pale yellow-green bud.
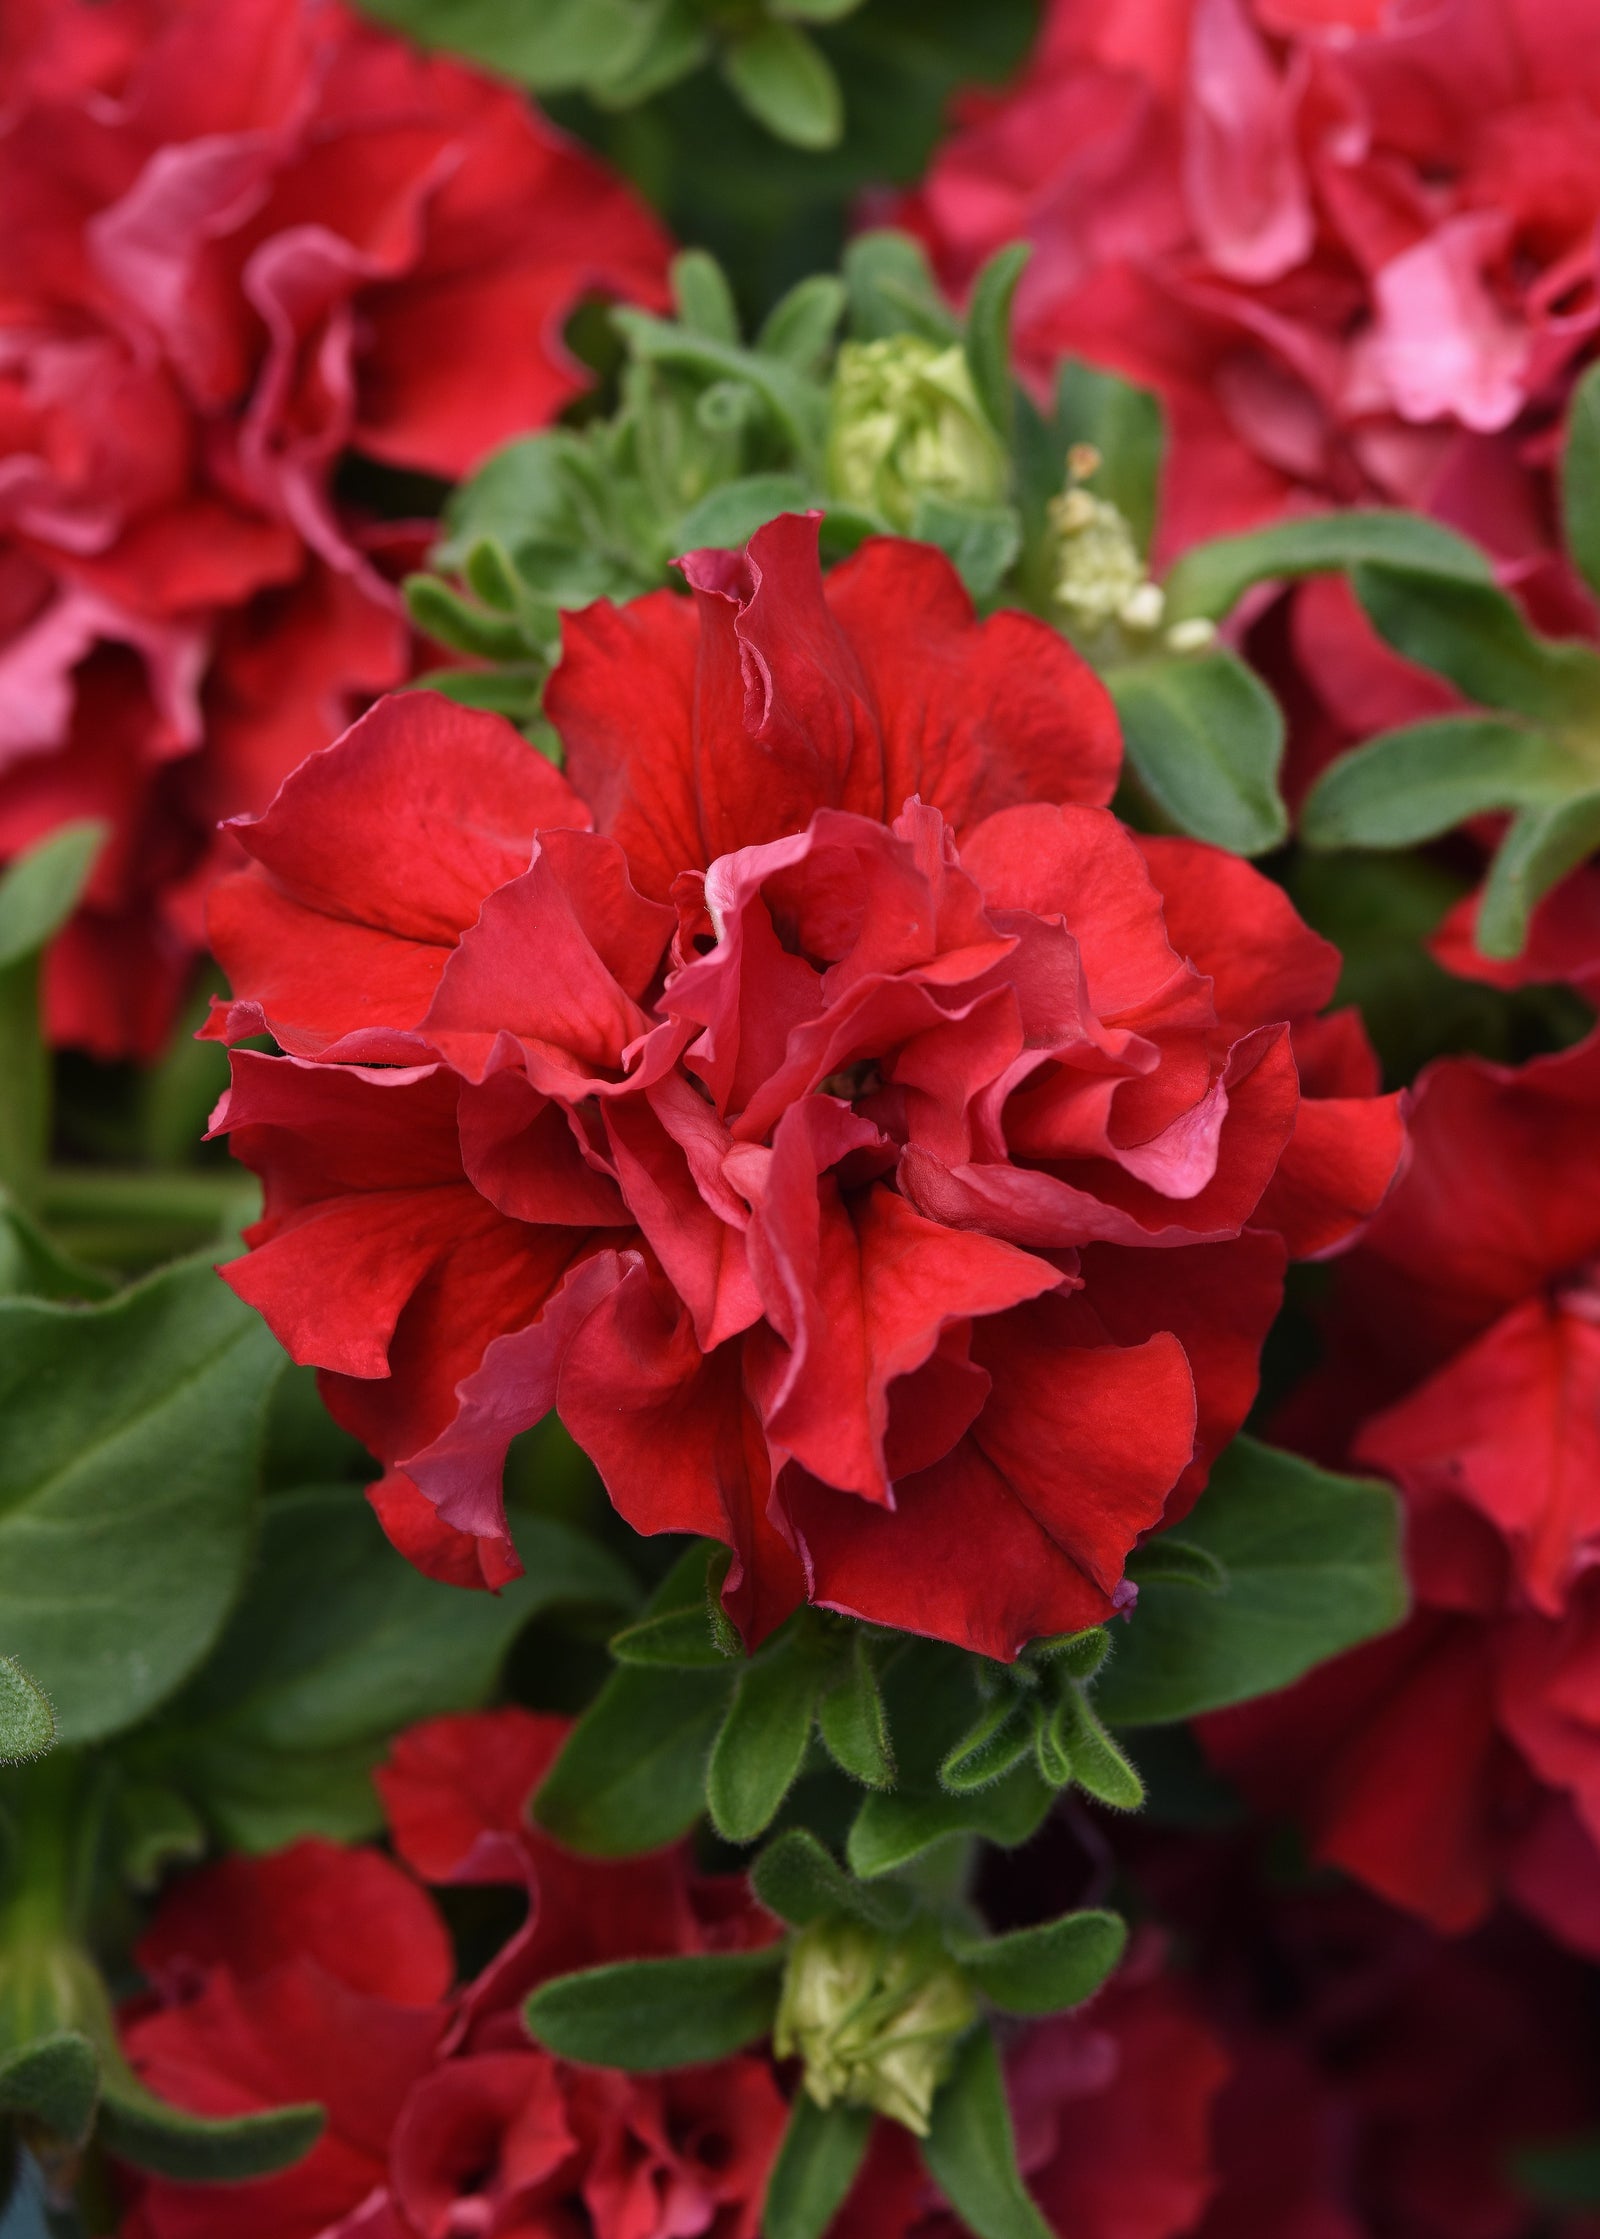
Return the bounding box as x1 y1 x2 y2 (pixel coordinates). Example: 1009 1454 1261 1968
826 337 1008 530
774 1917 977 2137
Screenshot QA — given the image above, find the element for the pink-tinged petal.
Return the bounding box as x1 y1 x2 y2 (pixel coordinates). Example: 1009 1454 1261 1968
366 1469 523 1593
423 829 671 1091
742 1122 1062 1504
1359 1298 1600 1619
389 2053 576 2237
458 1070 630 1228
1184 0 1313 284
1372 214 1532 433
403 1249 633 1546
785 1307 1194 1658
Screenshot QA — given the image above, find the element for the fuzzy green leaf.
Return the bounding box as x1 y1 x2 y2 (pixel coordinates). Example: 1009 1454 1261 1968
1354 563 1600 724
921 2026 1053 2239
707 1629 822 1843
1161 509 1493 623
817 1634 895 1788
1124 1539 1227 1593
756 275 847 373
672 249 742 344
764 2095 875 2239
962 243 1029 442
751 1829 915 1933
722 22 841 149
525 1949 784 2070
1476 787 1600 959
1563 364 1600 599
0 2033 97 2145
0 1657 53 1765
99 2076 323 2181
952 1909 1127 2017
842 232 957 346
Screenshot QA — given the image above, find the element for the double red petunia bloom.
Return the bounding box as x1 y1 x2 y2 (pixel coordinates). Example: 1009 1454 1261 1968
1207 1031 1600 1957
208 516 1403 1657
0 0 670 1054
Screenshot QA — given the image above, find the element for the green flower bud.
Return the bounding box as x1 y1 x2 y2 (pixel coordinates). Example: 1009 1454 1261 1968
774 1916 977 2136
826 337 1008 529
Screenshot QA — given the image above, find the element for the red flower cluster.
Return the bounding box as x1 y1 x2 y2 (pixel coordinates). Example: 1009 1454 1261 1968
1206 1031 1600 1956
899 0 1600 573
117 1708 785 2239
0 0 670 1055
206 514 1402 1655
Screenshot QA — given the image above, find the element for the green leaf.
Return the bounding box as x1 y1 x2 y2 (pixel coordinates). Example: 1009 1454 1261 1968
938 1693 1032 1795
1108 650 1288 856
534 1654 734 1855
849 1757 1052 1880
352 0 671 94
1095 1436 1407 1727
842 231 958 346
0 1259 283 1745
1031 1692 1075 1790
907 495 1022 600
817 1634 894 1788
962 243 1029 442
1124 1539 1226 1593
0 2033 97 2145
1052 362 1164 554
763 2095 875 2239
1514 2132 1600 2209
0 1195 112 1304
403 575 530 661
1161 509 1493 624
113 1782 206 1892
1027 1626 1111 1680
1353 562 1600 724
707 1629 822 1843
722 21 842 150
675 473 817 552
1056 1690 1143 1810
525 1949 784 2070
952 1909 1126 2018
0 824 105 974
672 249 741 344
772 0 868 18
1562 362 1600 599
406 666 547 724
1300 715 1586 853
609 1602 734 1668
0 822 106 1198
920 2026 1053 2239
750 1829 915 1932
756 275 847 374
146 1493 632 1848
1476 787 1600 960
98 2075 323 2182
0 1657 53 1765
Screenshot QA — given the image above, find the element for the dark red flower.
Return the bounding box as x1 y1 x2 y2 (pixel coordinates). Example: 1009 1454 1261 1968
117 1710 786 2239
896 0 1600 575
0 0 671 1055
1205 1031 1600 1952
206 515 1403 1657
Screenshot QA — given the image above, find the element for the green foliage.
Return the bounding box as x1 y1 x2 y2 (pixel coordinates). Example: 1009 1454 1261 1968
1108 649 1288 857
1562 364 1600 598
1095 1438 1408 1727
0 1659 53 1766
0 824 105 1202
0 2033 97 2146
1301 716 1587 852
524 1948 785 2068
950 1910 1126 2018
708 1626 828 1842
0 1260 283 1745
764 2094 875 2239
130 1493 634 1849
1160 509 1491 623
920 2026 1053 2239
96 2076 324 2182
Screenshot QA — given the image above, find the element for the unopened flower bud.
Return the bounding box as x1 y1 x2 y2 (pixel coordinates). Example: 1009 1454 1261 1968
774 1917 977 2137
1046 481 1158 634
826 337 1008 530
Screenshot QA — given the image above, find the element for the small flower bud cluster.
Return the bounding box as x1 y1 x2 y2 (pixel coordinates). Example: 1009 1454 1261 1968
826 337 1008 529
1048 450 1214 654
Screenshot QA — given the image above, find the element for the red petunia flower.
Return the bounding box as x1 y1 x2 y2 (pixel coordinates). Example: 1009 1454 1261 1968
206 515 1403 1656
896 0 1600 579
0 0 671 1056
1205 1031 1600 1955
116 1709 786 2239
